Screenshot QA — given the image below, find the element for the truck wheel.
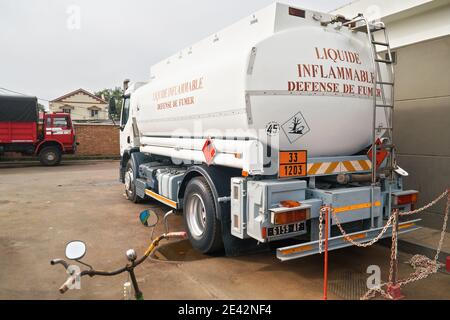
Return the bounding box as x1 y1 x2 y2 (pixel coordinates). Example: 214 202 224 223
183 177 223 254
39 146 61 166
124 160 141 203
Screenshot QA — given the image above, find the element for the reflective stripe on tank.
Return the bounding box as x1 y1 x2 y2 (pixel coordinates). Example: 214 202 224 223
307 160 372 176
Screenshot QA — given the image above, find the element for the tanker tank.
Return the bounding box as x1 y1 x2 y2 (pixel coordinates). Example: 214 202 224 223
129 2 390 171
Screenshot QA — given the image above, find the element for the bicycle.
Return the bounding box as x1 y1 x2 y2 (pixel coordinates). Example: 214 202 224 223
51 209 187 300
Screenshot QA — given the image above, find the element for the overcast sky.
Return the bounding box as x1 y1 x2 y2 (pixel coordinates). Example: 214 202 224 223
0 0 351 106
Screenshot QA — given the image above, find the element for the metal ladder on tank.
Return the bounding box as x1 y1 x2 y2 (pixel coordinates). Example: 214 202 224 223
342 15 396 228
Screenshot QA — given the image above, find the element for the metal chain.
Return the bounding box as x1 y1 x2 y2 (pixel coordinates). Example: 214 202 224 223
360 211 399 300
318 190 449 299
318 207 324 254
330 207 395 248
361 284 391 300
434 193 450 261
395 192 450 287
388 210 398 284
399 189 449 216
396 255 443 287
361 190 450 300
330 190 449 249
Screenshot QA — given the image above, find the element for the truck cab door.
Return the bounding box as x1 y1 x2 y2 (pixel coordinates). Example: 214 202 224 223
46 115 73 146
120 95 134 155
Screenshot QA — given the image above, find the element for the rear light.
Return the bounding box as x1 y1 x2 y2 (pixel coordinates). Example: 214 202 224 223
261 227 267 239
273 208 309 225
289 7 305 18
280 200 301 208
393 192 418 206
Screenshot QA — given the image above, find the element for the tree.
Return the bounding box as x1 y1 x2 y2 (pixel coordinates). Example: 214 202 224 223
37 103 46 112
94 87 123 119
109 98 117 116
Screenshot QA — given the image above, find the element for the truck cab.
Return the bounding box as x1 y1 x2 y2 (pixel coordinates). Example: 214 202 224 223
37 112 76 165
118 81 147 157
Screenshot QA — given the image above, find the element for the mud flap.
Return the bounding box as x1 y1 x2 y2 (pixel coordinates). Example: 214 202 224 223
219 200 270 256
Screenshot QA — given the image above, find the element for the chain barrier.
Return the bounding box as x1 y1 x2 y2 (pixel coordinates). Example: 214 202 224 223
394 191 449 286
318 189 450 300
319 208 324 254
399 190 449 217
388 210 398 285
319 206 395 249
362 189 449 300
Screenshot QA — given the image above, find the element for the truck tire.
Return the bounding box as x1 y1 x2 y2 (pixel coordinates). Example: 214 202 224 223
183 177 223 254
124 160 141 203
39 146 61 166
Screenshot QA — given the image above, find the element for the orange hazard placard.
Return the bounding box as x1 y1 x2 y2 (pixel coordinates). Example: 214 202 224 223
279 151 307 178
367 139 388 168
202 138 216 166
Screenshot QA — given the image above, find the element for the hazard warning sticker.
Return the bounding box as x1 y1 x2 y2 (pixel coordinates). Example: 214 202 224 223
282 111 310 144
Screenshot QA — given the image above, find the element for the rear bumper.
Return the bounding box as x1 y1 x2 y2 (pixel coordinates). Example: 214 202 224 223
276 219 421 261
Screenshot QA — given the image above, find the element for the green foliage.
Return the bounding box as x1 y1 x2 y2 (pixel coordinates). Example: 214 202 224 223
109 98 117 115
94 87 123 119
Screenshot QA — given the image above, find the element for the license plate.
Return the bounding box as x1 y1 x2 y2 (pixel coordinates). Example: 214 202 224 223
268 221 306 237
279 151 307 178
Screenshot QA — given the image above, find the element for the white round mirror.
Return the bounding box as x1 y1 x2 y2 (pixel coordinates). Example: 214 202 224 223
65 241 86 260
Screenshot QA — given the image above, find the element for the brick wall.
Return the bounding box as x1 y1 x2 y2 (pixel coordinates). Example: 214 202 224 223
74 123 119 156
1 123 119 160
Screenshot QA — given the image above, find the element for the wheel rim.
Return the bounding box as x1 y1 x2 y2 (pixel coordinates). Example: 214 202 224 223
186 193 207 240
124 168 134 195
46 152 56 161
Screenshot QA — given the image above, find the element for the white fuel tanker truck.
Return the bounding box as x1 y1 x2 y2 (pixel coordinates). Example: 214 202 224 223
118 3 420 259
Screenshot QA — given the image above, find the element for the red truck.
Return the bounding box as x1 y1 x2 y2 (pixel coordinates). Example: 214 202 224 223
0 95 76 166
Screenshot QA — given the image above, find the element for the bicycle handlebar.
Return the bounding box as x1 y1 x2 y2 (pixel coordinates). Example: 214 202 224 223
165 231 188 240
50 259 69 269
59 275 77 294
52 231 187 294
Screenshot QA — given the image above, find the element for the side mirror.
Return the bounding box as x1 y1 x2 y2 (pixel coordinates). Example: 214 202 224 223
108 98 117 119
139 209 159 227
65 241 87 260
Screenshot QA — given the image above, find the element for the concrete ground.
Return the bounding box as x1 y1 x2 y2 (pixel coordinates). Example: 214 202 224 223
0 161 449 300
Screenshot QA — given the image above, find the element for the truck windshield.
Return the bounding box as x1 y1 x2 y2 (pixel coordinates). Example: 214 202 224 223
121 97 130 128
53 117 70 128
